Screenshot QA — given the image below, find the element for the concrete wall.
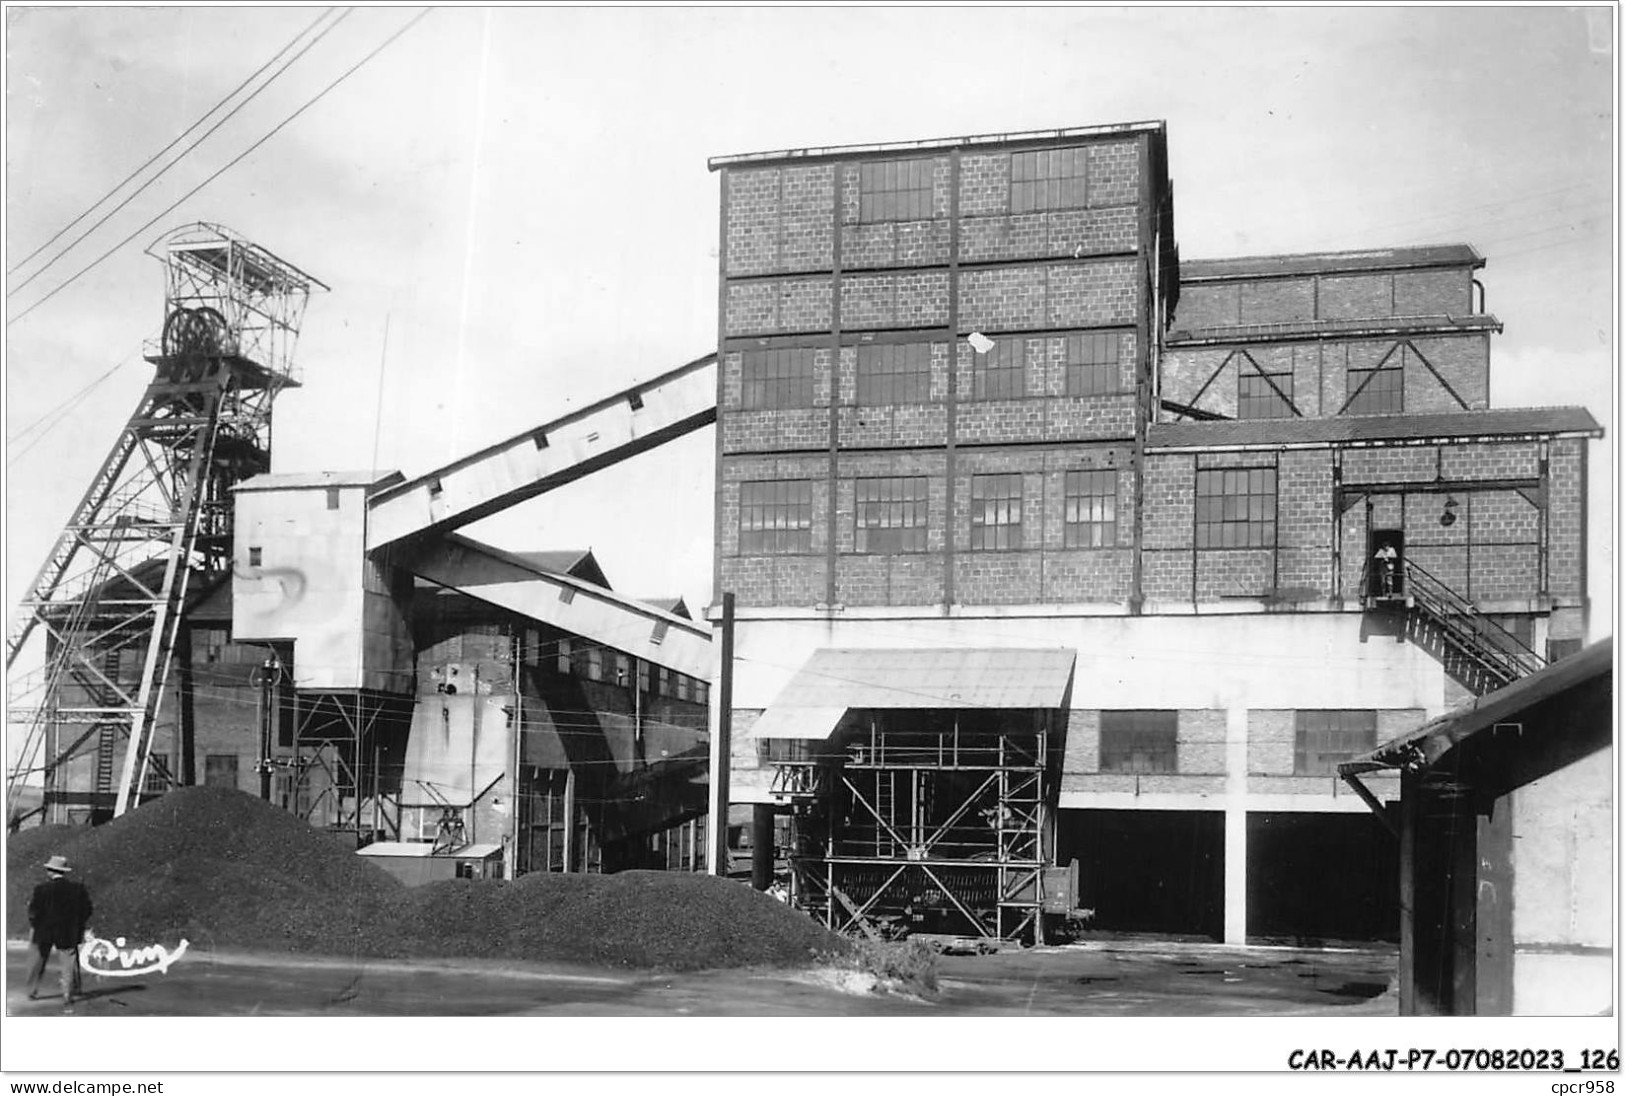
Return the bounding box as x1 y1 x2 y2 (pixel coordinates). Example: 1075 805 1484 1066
233 482 412 692
1510 746 1614 1015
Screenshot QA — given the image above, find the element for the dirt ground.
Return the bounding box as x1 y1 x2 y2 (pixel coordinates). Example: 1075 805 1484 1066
5 935 1397 1017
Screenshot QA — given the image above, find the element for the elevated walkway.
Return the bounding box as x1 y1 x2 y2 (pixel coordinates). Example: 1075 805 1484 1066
365 354 717 551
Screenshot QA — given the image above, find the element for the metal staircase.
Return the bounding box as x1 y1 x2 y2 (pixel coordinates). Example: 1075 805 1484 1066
1367 558 1546 695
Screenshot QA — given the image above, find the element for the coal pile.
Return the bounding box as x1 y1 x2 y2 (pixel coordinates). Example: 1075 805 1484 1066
7 788 848 971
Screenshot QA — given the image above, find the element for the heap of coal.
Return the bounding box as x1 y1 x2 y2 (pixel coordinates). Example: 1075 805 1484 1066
6 787 846 970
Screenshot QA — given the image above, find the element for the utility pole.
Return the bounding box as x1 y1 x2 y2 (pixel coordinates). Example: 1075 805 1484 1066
707 592 734 875
256 656 277 800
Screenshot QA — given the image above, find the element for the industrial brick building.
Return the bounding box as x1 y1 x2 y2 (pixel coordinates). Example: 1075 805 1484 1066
706 121 1601 944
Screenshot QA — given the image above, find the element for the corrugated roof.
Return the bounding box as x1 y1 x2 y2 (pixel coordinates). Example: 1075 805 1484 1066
1167 314 1501 346
234 469 404 493
765 647 1076 713
1181 244 1483 282
1341 637 1612 775
1148 406 1603 451
709 120 1164 170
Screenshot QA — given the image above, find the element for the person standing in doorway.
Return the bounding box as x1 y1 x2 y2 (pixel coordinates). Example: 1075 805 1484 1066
25 855 93 1007
1374 542 1399 596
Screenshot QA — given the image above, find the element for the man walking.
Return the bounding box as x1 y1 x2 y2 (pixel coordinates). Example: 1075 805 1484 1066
25 855 93 1006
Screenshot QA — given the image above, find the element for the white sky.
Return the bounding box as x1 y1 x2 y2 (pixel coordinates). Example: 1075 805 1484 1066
4 5 1614 629
0 2 1618 1077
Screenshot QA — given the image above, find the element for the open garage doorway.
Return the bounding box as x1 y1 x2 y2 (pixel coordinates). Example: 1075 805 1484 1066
1057 810 1224 939
1248 812 1399 944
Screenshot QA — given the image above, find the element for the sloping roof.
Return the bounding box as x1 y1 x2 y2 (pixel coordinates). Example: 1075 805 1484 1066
1167 314 1501 346
510 549 609 588
1341 637 1612 778
638 596 691 620
1181 244 1484 282
234 469 404 493
1148 406 1603 451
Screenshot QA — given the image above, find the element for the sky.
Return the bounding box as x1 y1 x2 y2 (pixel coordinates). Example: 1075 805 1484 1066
4 6 1615 631
0 2 1617 1078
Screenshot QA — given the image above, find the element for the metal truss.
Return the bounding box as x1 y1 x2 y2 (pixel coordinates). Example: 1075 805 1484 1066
6 225 322 827
778 714 1054 942
290 690 412 846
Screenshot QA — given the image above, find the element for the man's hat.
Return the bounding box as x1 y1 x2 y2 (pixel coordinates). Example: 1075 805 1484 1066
43 855 71 874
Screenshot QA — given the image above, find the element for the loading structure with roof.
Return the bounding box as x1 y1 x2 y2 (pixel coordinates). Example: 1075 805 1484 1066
706 122 1602 945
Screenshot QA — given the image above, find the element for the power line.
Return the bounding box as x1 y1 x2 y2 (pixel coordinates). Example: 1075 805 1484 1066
6 7 344 282
5 355 136 455
6 7 434 328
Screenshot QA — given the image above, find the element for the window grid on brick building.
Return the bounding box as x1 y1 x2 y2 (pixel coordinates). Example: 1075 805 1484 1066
1195 468 1276 548
855 477 929 553
857 343 932 405
739 480 814 554
1346 363 1403 415
1294 710 1377 776
1065 332 1122 395
741 349 815 410
1010 147 1088 214
858 159 935 222
1099 710 1177 774
1237 370 1295 419
972 338 1024 400
970 473 1023 550
1063 469 1117 548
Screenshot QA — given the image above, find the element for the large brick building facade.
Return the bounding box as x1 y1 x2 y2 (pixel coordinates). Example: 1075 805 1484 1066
707 122 1600 945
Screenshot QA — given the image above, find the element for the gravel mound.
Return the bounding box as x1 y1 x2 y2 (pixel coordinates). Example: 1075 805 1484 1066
7 787 847 971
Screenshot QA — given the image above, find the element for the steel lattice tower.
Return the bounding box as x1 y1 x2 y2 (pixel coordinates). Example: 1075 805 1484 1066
6 223 325 825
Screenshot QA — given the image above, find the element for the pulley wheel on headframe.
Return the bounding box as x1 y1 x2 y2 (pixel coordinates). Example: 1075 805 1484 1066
160 306 229 358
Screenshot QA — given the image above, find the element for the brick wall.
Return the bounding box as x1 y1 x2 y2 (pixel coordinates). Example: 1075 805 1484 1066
954 551 1043 604
1318 273 1392 319
722 408 830 453
1403 338 1484 411
1275 451 1333 594
1196 549 1273 598
838 403 949 449
778 164 836 273
957 260 1139 333
1239 278 1314 324
1342 446 1437 484
1548 438 1584 597
724 277 834 336
725 168 780 277
1439 441 1538 480
1176 283 1239 330
1247 709 1295 775
1141 454 1194 548
1141 550 1193 601
1394 268 1471 315
1042 549 1133 602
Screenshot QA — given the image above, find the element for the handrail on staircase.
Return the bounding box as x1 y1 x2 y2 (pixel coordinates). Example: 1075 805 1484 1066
1400 558 1546 679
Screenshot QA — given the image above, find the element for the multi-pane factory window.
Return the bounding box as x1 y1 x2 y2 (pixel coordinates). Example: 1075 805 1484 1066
858 158 935 222
970 473 1024 550
1346 363 1403 415
1065 332 1122 395
740 349 815 410
1063 469 1117 548
204 754 239 789
142 754 171 795
585 646 602 682
1195 468 1276 548
857 343 932 404
971 338 1024 400
614 652 631 687
556 637 572 676
1099 710 1178 774
638 659 651 695
739 480 813 553
1294 710 1378 776
855 477 929 553
1237 370 1295 419
1010 147 1088 213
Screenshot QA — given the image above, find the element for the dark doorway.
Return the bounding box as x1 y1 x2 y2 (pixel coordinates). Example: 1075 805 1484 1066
1248 812 1399 943
1368 529 1404 597
1057 810 1224 939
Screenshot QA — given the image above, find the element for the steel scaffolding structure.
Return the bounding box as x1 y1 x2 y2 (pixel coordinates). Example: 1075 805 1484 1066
6 224 324 826
772 709 1056 942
